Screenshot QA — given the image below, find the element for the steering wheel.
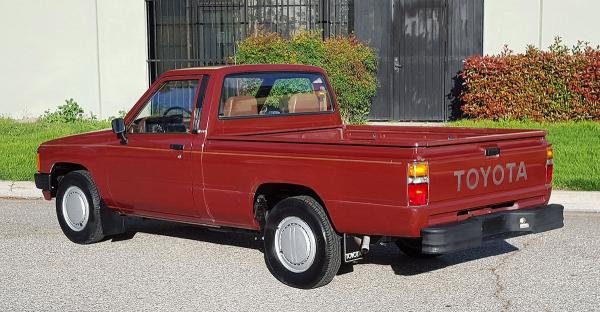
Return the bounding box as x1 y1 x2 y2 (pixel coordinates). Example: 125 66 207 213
163 106 192 117
159 106 193 133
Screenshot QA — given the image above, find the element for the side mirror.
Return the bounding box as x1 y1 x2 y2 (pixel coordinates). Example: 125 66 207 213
111 118 128 145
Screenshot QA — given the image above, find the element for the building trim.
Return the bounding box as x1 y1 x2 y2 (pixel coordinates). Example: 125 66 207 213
94 0 103 118
538 0 544 49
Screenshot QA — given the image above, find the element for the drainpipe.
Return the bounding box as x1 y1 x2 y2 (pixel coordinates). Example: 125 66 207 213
538 0 544 49
94 0 103 118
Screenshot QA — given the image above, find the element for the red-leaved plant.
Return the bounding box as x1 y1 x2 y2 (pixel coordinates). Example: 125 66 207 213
460 38 600 121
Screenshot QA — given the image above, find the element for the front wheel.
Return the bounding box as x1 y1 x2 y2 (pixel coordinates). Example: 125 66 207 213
263 196 341 289
55 170 106 244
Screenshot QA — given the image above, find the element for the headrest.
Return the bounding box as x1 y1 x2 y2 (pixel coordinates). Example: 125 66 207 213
223 96 258 117
288 93 322 113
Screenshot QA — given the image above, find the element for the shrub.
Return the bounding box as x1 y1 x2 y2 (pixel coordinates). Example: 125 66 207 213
459 38 600 121
41 98 96 123
234 30 378 123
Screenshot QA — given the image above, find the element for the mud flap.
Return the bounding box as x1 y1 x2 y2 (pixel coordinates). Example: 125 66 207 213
343 234 363 263
101 205 128 237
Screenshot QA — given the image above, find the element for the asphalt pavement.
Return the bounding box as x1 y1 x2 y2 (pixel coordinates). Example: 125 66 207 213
1 199 598 312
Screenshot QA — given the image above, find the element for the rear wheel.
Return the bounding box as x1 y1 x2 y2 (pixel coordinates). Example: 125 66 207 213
56 170 106 244
395 238 439 258
263 196 341 289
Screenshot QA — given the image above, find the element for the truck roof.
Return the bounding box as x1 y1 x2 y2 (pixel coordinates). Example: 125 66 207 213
162 64 327 78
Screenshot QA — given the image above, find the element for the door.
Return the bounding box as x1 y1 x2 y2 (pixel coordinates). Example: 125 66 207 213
106 77 209 220
393 0 447 121
359 0 483 121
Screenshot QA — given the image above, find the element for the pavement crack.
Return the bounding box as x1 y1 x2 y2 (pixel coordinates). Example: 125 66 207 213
9 181 15 193
488 236 542 312
489 252 511 311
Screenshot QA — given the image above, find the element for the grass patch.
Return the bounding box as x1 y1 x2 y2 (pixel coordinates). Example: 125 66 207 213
450 120 600 191
0 118 110 181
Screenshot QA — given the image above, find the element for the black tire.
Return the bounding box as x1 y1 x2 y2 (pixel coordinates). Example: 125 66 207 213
263 196 341 289
55 170 105 244
395 238 439 258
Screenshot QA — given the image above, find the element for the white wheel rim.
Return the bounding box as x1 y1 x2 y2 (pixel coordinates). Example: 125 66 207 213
274 216 317 273
61 186 89 232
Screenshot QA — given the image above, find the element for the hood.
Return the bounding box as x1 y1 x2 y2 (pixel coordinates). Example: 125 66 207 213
41 129 113 147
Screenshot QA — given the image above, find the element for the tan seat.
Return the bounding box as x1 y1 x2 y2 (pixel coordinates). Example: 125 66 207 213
288 93 323 113
223 96 258 117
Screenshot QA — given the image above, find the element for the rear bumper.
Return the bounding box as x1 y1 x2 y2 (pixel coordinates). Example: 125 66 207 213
421 204 564 254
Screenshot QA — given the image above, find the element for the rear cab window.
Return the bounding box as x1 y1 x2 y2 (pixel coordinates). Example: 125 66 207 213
218 72 334 118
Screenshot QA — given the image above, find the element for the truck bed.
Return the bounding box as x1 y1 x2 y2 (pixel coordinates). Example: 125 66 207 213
208 125 547 148
205 124 551 236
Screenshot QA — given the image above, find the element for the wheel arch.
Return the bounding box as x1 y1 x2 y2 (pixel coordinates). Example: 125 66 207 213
49 162 90 195
252 182 338 232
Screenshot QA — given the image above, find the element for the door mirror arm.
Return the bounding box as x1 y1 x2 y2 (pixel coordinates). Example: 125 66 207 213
111 118 128 145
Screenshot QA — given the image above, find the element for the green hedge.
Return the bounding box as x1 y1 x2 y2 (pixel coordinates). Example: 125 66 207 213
234 31 378 123
459 38 600 121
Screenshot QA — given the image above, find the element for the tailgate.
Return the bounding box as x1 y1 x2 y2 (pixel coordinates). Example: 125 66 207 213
426 135 550 209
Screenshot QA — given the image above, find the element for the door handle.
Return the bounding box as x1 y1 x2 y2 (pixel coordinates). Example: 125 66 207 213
485 146 501 157
170 144 184 151
394 57 402 71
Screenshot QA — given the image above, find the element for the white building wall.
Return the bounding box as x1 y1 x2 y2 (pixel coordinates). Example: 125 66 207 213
540 0 600 49
0 0 148 119
96 0 149 118
484 0 600 55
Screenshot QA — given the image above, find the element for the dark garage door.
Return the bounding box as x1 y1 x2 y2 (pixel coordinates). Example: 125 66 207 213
393 0 447 120
357 0 483 121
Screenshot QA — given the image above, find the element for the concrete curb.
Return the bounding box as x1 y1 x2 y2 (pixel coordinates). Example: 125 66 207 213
549 191 600 213
0 181 42 200
0 180 597 212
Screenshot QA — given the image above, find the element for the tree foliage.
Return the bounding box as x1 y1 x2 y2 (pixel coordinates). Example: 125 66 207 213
235 31 378 123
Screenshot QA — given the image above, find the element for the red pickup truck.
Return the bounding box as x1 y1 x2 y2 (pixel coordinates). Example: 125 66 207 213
35 64 563 288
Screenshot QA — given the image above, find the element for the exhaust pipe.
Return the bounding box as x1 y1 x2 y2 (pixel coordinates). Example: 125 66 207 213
360 235 370 254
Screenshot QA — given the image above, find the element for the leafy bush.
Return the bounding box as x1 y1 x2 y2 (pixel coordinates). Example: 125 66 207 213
109 110 127 119
41 98 96 123
234 31 378 123
459 38 600 121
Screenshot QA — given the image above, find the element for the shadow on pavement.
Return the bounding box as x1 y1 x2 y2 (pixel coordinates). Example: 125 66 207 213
112 217 262 250
112 217 519 276
361 240 518 276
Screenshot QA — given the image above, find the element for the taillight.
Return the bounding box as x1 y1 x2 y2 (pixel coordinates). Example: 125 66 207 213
36 152 41 172
408 161 429 206
546 146 553 185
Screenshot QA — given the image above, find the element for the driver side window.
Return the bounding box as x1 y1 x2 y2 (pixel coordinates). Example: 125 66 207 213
129 80 198 133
